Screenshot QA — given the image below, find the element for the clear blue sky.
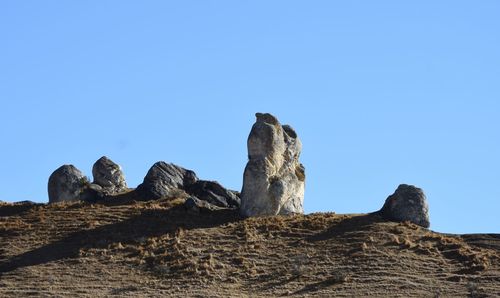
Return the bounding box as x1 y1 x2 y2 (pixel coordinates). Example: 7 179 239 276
1 1 498 234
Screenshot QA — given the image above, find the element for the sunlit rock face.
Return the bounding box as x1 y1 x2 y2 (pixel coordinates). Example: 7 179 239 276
380 184 430 228
240 113 305 217
137 162 198 200
48 165 89 203
92 156 128 195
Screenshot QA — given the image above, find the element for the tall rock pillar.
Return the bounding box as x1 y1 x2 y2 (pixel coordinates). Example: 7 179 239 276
240 113 305 217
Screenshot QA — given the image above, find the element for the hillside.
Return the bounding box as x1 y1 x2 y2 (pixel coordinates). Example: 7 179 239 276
0 195 499 297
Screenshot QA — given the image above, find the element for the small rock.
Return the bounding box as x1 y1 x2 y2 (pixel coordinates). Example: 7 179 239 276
12 200 39 205
184 197 199 209
92 156 128 194
184 197 220 214
380 184 430 228
184 197 201 214
79 183 106 203
186 180 240 208
240 113 305 217
48 165 89 203
136 162 198 200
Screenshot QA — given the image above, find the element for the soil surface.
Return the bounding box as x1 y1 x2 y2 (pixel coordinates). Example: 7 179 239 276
1 195 499 297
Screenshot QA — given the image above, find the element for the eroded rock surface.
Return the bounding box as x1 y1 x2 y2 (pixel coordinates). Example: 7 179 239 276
48 165 89 203
240 113 305 217
136 162 198 199
380 184 430 228
92 156 127 194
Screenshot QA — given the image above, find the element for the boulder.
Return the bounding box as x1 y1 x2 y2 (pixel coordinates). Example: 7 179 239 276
380 184 430 228
240 113 305 217
186 180 240 208
92 156 127 194
137 162 198 200
48 165 89 203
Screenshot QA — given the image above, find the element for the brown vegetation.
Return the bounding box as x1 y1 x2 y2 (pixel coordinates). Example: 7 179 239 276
0 197 499 297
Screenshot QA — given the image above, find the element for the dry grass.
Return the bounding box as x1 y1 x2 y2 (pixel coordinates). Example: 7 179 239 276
0 196 499 297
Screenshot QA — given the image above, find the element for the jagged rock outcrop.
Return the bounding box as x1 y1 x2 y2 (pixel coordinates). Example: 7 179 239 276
47 158 241 208
48 165 89 203
136 162 198 199
136 161 241 209
92 156 127 194
380 184 430 228
240 113 305 217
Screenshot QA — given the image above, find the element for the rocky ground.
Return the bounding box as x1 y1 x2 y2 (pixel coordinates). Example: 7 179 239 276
1 195 499 297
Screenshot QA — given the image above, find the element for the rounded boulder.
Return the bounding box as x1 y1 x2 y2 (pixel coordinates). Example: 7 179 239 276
48 165 89 203
380 184 430 228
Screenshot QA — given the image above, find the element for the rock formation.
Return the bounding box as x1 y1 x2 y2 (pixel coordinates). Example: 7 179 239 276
186 180 240 208
137 161 241 208
79 183 106 203
48 165 89 203
92 156 128 194
240 113 305 217
136 162 198 199
380 184 430 228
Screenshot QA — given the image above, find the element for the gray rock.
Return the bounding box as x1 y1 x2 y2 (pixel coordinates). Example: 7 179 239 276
48 165 89 203
137 162 198 200
184 197 220 214
79 183 106 203
380 184 430 228
92 156 128 194
240 113 305 217
186 180 240 208
184 197 199 210
13 200 37 205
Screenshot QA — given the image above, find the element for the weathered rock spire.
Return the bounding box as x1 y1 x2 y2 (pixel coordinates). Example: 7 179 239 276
240 113 305 217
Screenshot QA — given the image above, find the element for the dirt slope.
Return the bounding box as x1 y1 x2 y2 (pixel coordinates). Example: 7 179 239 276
0 197 499 297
